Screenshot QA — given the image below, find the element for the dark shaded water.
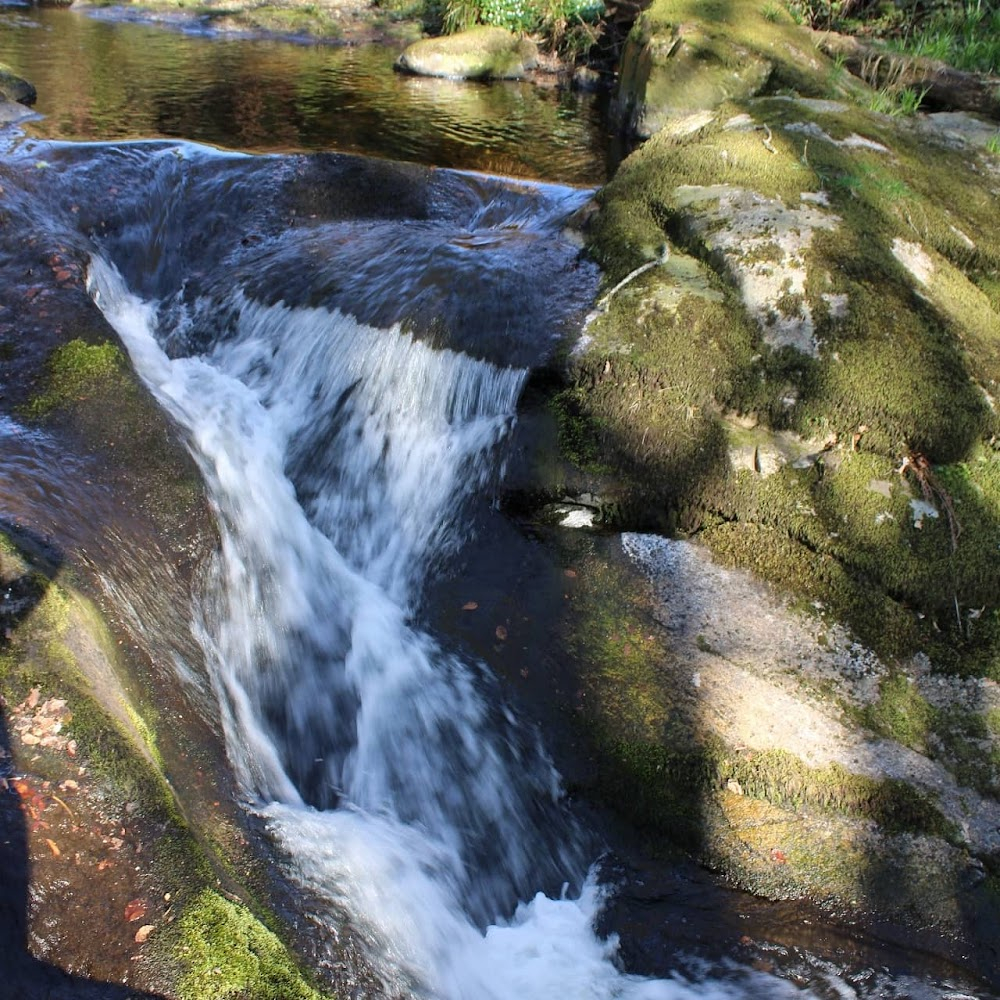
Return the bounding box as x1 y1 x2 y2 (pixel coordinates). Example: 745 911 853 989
0 5 614 182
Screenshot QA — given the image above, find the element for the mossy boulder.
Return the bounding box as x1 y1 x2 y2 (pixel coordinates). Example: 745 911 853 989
542 3 1000 970
547 530 1000 983
610 0 867 137
396 26 538 80
0 63 36 106
578 91 1000 672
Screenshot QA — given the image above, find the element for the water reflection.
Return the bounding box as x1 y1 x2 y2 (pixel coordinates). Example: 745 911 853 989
0 6 613 183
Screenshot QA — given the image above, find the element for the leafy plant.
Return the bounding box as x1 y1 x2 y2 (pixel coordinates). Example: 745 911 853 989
444 0 604 52
986 132 1000 156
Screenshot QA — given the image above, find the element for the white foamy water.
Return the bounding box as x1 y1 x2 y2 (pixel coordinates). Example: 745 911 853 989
88 255 811 1000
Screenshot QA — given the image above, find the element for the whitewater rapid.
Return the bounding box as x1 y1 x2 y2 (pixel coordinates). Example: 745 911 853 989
87 252 808 1000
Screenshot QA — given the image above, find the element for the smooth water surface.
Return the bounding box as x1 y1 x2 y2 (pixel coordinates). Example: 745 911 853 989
0 5 613 183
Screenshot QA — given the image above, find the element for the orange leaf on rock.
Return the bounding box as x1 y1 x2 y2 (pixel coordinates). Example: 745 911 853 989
495 625 507 641
769 848 788 864
124 899 146 922
461 601 478 611
45 839 60 857
134 924 155 944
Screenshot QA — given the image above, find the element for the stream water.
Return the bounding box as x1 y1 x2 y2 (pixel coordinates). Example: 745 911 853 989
0 8 995 1000
0 5 614 182
84 178 805 998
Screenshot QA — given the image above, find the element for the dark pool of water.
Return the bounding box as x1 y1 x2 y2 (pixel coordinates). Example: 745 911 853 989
0 5 616 184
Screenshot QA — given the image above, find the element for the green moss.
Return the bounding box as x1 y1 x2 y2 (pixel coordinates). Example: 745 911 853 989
721 748 955 838
549 386 611 474
579 81 1000 672
27 338 128 419
859 671 934 749
930 705 1000 797
173 889 326 1000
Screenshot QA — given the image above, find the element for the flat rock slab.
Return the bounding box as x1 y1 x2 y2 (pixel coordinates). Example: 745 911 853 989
396 26 538 81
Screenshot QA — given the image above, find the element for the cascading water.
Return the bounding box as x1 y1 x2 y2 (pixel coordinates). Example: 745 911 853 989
82 147 811 1000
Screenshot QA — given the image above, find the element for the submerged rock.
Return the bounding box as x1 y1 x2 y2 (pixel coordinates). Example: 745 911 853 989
0 63 36 106
396 26 538 81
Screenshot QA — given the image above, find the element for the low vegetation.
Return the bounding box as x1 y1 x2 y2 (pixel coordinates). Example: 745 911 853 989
786 0 1000 76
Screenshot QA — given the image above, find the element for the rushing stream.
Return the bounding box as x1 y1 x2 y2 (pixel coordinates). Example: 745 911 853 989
82 151 803 998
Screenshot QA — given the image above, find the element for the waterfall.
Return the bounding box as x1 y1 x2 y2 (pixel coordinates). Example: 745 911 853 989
87 239 807 1000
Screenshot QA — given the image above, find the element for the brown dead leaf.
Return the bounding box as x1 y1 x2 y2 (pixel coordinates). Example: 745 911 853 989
124 899 146 922
20 732 40 746
563 569 577 578
26 688 40 709
134 924 155 944
495 625 508 641
45 838 60 858
769 848 788 864
461 601 479 611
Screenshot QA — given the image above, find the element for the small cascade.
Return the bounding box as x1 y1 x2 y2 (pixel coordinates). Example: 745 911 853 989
82 149 818 1000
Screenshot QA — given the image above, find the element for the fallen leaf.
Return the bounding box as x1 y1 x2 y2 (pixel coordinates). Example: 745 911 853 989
21 733 40 746
563 569 577 578
59 779 78 792
770 848 788 864
45 839 60 858
124 899 146 922
461 601 478 611
134 924 155 943
97 859 114 871
26 688 40 709
495 625 508 641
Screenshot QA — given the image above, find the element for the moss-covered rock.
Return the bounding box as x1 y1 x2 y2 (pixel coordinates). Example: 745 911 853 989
0 514 331 997
577 85 1000 672
170 889 325 1000
610 0 868 137
396 25 538 79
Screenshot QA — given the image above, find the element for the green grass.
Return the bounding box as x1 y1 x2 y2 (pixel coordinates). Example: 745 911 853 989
785 0 1000 75
867 84 928 117
887 2 1000 76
